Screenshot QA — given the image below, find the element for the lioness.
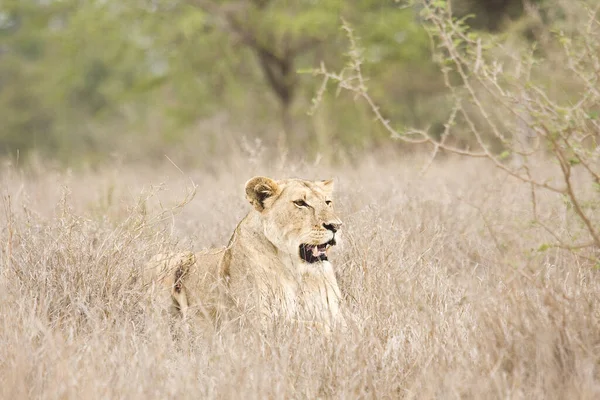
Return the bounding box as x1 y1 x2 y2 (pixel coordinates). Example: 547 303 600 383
148 176 345 331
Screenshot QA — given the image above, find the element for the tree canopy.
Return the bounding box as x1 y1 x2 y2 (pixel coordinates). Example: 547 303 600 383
0 0 546 162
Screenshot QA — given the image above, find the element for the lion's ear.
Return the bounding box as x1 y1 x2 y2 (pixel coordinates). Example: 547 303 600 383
245 176 280 212
321 179 335 194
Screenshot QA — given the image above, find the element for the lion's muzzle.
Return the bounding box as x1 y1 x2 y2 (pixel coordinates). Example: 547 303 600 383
299 237 336 263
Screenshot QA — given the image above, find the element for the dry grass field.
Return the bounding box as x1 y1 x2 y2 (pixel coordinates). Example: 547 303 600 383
1 154 599 399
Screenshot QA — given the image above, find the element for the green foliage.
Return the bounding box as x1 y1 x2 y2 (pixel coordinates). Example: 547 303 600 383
0 0 438 160
537 243 550 252
0 0 577 162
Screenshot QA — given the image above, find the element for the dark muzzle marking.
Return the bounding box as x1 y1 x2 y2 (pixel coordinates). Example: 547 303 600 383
299 237 336 263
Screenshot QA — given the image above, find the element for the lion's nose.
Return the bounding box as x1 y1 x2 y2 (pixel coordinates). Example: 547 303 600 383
323 222 341 233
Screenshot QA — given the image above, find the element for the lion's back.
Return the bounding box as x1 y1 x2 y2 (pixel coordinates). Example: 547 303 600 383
183 247 228 314
195 247 226 267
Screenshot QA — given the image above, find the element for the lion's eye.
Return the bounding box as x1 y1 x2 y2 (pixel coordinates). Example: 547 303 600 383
325 200 332 206
294 200 309 208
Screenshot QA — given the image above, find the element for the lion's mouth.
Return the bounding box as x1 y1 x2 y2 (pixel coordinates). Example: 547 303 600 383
299 238 336 263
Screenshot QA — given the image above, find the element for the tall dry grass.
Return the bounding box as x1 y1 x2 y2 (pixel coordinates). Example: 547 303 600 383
1 155 599 399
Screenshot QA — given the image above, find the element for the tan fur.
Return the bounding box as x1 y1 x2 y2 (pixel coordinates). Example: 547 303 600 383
147 177 346 332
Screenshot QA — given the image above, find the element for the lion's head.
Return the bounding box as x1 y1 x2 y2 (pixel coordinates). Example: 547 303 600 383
245 176 342 264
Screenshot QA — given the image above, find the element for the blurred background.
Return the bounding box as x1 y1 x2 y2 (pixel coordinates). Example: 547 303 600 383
0 0 569 167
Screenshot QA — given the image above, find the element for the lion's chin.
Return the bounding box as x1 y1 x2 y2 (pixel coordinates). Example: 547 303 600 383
299 238 336 263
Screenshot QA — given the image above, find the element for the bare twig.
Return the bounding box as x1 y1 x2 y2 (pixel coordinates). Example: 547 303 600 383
309 2 600 257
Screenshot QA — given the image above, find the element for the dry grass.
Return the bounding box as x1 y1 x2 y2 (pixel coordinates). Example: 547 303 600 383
1 154 599 399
